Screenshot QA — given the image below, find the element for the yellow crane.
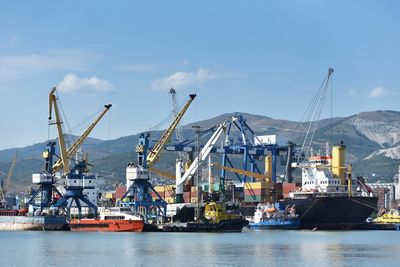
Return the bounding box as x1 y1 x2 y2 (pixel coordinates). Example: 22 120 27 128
211 163 271 183
148 167 175 180
146 94 196 168
48 87 112 175
48 87 69 174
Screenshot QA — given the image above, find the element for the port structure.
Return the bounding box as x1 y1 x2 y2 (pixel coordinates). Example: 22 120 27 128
0 149 18 209
120 94 196 223
175 122 228 203
165 113 291 185
28 87 112 217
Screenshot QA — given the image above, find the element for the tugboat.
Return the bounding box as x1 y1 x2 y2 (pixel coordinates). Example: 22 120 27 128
163 202 248 232
70 207 144 232
369 209 400 230
247 203 300 230
282 142 378 230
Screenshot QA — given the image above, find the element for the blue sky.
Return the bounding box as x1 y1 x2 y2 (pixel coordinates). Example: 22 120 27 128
0 0 399 149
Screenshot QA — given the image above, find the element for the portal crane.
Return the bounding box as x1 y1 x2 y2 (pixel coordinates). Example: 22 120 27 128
175 122 227 203
121 94 196 223
50 87 112 174
0 149 18 209
146 94 196 167
28 87 111 217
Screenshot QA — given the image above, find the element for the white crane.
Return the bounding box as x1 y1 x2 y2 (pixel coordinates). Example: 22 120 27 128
175 122 227 203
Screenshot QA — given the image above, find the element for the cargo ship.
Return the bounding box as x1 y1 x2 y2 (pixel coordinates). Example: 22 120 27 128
0 209 67 231
282 142 378 230
247 203 300 230
163 202 248 232
70 207 144 232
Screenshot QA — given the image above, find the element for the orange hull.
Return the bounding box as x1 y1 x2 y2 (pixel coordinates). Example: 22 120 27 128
70 219 144 232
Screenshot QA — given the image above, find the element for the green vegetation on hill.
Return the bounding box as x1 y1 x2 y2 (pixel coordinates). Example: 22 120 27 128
2 110 400 191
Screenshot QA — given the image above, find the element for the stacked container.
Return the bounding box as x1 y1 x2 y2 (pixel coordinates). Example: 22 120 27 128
244 182 267 203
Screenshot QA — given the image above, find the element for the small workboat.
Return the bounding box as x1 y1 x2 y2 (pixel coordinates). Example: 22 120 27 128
70 207 144 232
247 203 300 230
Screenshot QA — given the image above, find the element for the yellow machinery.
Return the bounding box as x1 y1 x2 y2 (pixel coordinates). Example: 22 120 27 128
29 87 111 214
49 87 112 175
211 163 270 184
265 155 272 189
203 202 241 223
374 213 400 224
149 167 175 180
211 162 276 201
48 87 69 174
146 94 196 168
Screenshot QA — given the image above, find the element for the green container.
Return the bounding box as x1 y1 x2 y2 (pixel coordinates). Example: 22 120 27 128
244 195 262 202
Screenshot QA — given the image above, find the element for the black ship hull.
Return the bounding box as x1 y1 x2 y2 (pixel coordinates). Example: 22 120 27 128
282 196 378 230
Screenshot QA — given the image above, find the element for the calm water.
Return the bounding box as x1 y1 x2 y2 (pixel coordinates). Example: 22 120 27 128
0 230 399 267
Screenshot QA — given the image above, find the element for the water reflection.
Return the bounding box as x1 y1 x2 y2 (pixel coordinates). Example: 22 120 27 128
0 231 399 266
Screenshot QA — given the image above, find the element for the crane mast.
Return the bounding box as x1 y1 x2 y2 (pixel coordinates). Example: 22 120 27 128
48 87 69 174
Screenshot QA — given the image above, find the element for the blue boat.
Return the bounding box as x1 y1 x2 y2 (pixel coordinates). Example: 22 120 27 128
247 203 300 230
248 218 300 230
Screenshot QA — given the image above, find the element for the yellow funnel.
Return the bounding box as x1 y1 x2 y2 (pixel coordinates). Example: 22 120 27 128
332 142 346 184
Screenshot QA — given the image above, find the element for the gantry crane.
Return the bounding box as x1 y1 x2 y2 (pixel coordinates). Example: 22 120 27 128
121 94 196 223
0 149 18 209
28 87 111 217
175 122 227 203
211 162 277 201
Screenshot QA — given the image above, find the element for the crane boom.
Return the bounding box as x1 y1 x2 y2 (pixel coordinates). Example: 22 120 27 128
149 167 175 180
52 102 112 174
211 163 269 182
146 94 196 167
176 122 226 186
48 87 70 174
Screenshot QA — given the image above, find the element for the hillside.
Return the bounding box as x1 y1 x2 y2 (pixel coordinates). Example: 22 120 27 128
1 110 400 191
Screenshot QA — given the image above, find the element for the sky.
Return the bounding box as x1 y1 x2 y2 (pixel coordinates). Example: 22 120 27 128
0 0 399 150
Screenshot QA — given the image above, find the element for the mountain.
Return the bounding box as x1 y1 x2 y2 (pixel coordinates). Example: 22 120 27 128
1 110 400 191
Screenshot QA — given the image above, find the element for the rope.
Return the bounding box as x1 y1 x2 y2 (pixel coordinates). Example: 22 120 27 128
299 198 319 220
348 197 378 211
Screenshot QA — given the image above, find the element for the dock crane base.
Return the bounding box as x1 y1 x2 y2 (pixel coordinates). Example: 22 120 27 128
120 179 167 224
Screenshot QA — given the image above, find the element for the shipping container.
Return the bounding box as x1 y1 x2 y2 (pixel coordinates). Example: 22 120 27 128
244 195 263 203
244 189 267 196
244 182 267 190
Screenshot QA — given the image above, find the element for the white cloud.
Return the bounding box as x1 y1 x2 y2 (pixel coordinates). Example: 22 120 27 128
150 68 217 91
58 73 114 94
0 49 94 79
368 86 387 98
118 64 159 72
